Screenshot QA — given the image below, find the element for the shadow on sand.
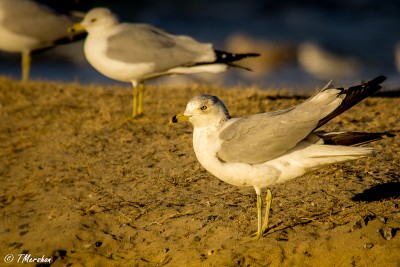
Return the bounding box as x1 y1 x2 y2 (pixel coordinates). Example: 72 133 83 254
352 181 400 202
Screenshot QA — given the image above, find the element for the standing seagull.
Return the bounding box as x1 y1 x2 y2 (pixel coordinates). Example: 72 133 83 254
171 76 394 239
69 7 259 118
0 0 85 81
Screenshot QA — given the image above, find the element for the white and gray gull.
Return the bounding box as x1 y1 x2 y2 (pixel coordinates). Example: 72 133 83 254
0 0 85 81
69 7 259 117
171 76 394 239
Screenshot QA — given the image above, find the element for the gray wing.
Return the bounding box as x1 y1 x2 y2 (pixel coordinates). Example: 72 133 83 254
217 108 317 164
217 75 386 164
217 88 346 164
0 0 73 45
106 23 214 72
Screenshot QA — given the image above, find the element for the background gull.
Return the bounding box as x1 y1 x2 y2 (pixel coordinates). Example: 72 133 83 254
395 42 400 74
0 0 85 81
297 42 363 80
171 75 394 239
69 7 259 118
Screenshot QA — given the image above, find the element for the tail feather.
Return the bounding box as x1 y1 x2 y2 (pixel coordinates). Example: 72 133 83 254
286 143 375 174
305 146 375 170
311 146 375 158
53 31 87 46
31 32 87 55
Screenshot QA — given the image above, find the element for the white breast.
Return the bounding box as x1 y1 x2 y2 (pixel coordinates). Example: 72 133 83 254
193 126 281 189
84 32 155 83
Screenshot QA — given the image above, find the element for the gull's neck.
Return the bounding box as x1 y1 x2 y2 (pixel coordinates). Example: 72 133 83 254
87 25 115 36
190 108 230 130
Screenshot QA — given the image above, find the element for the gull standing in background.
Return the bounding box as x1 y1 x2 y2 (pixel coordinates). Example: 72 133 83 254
171 76 393 239
69 7 259 118
0 0 85 81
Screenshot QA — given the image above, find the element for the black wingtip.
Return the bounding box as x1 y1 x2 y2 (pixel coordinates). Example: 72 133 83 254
214 50 260 64
367 75 387 85
243 53 261 58
316 75 388 129
346 75 387 96
316 131 395 146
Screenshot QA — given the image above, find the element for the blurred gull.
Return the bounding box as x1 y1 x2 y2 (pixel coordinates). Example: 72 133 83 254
69 7 259 118
0 0 85 81
298 42 363 80
225 33 297 77
395 42 400 73
171 76 393 239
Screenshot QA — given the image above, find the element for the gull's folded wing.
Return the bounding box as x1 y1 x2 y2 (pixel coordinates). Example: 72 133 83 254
217 76 386 164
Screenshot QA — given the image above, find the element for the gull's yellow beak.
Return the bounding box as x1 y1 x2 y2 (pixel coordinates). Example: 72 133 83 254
170 114 190 124
68 22 85 33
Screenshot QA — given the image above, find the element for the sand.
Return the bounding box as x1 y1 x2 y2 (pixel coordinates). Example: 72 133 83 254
0 77 399 266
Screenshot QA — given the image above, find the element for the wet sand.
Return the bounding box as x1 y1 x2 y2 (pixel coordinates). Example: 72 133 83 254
0 77 399 266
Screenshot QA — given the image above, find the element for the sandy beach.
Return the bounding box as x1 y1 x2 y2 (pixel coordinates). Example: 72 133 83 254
0 77 399 266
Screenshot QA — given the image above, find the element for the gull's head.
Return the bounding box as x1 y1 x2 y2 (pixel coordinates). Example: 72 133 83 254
170 95 230 128
69 8 119 34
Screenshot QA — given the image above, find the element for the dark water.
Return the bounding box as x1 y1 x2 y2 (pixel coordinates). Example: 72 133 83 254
1 0 399 91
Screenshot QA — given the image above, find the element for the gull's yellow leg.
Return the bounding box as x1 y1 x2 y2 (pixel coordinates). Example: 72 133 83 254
132 85 139 117
262 189 272 233
255 193 263 239
21 51 31 82
138 82 145 116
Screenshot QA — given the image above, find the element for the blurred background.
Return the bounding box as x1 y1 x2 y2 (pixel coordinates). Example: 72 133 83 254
1 0 399 91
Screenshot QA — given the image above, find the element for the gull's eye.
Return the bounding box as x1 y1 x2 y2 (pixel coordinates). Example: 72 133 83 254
200 105 207 111
90 18 97 23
